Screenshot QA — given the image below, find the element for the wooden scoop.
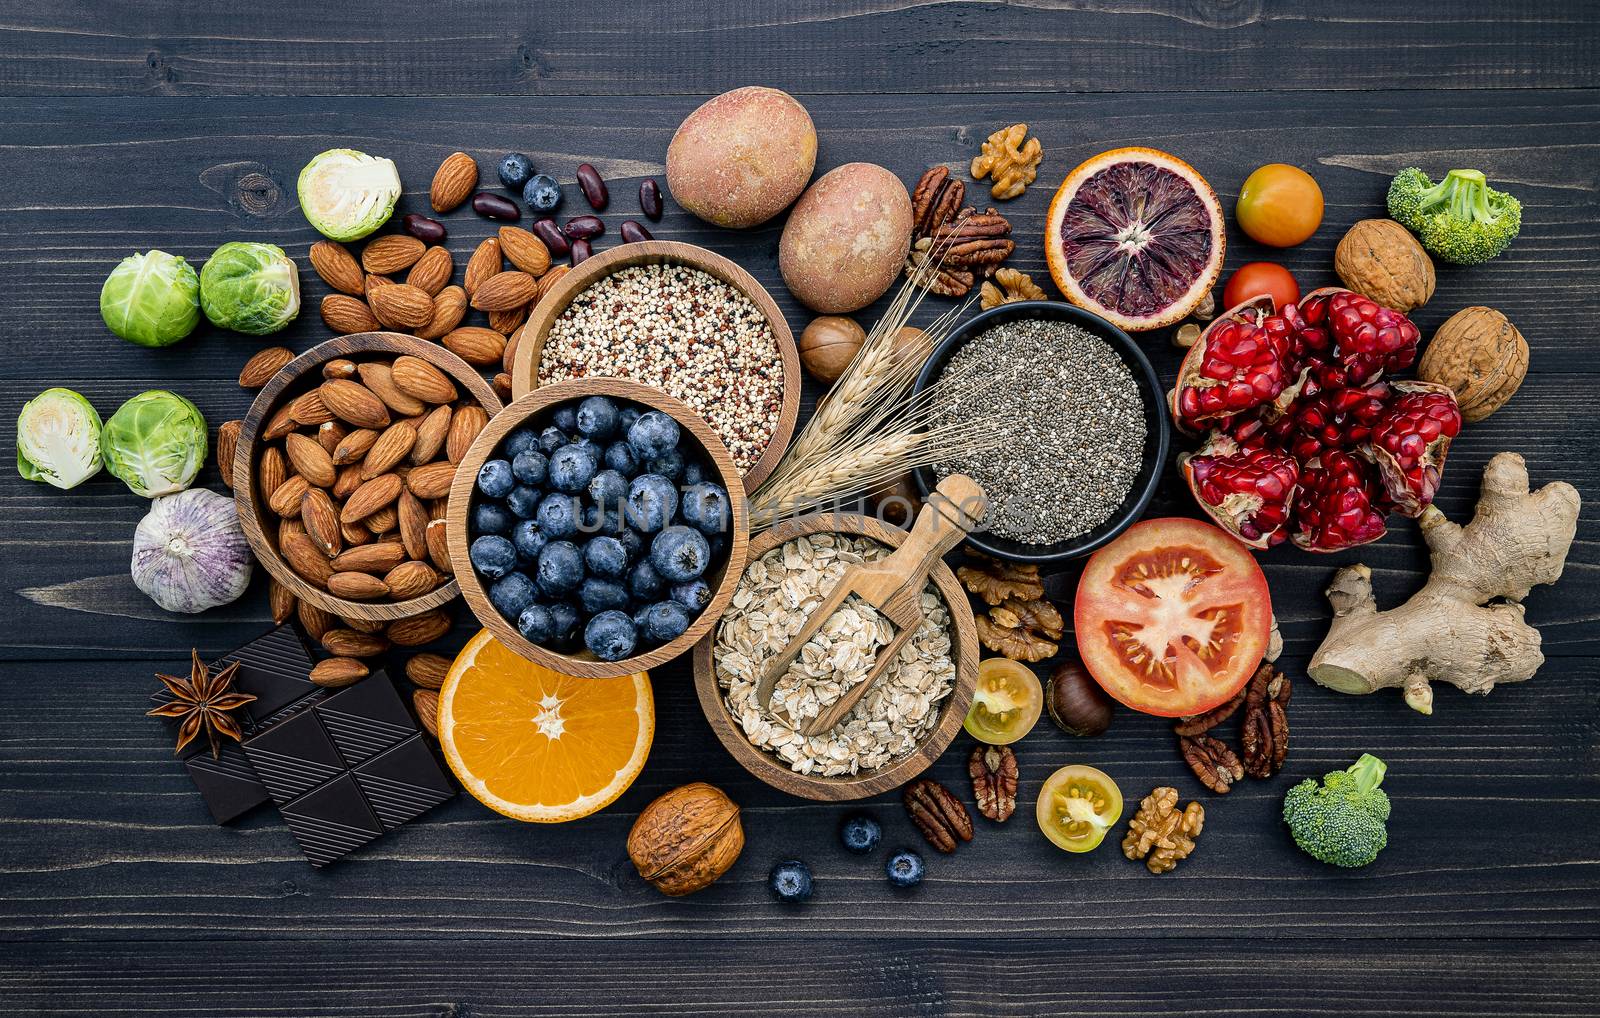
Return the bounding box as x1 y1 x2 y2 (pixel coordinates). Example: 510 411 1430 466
755 474 987 738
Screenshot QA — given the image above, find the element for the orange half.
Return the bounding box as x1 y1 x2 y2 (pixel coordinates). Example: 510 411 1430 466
438 630 654 822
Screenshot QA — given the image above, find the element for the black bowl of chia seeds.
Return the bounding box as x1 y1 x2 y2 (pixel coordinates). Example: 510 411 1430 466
910 300 1170 564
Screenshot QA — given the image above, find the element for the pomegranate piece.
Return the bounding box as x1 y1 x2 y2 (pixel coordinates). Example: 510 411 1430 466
1291 451 1388 552
1171 300 1293 431
1327 291 1421 385
1367 380 1462 515
1283 289 1337 370
1283 366 1389 462
1182 438 1300 549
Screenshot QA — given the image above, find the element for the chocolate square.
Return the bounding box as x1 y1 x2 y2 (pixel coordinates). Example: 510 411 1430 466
316 672 415 767
242 709 345 805
352 736 454 830
184 744 269 825
278 773 384 868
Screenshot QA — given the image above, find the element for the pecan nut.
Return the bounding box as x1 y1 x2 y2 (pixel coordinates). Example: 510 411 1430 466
1241 663 1291 778
968 744 1018 823
910 165 965 239
1178 733 1243 794
905 237 976 297
931 209 1015 274
904 777 974 853
1172 685 1248 736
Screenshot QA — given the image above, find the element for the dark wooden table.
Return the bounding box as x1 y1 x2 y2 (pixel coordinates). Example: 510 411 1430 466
2 4 1596 1015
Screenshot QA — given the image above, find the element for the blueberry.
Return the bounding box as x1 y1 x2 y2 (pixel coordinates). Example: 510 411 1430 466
576 396 620 439
584 535 629 579
768 860 813 903
581 504 625 536
571 437 602 462
603 441 638 476
506 484 542 519
503 427 539 459
535 492 580 538
616 528 643 563
522 173 562 214
469 535 517 579
548 602 580 641
840 814 882 855
644 450 684 483
472 502 515 535
680 482 731 535
498 152 535 192
551 405 578 433
639 601 691 643
618 406 642 430
538 426 568 455
579 577 629 614
629 559 666 601
476 459 514 498
588 468 629 508
512 449 548 486
682 459 707 486
516 603 556 643
584 609 637 661
669 579 712 612
625 473 678 533
885 850 924 888
626 410 680 460
536 540 584 596
549 444 597 493
511 520 548 563
651 526 710 583
488 572 538 620
631 603 651 629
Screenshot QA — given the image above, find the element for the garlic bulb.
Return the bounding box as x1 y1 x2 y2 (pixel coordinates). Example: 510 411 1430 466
132 488 253 613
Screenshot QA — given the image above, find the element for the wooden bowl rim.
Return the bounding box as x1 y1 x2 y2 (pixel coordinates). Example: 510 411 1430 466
690 512 978 801
447 376 752 679
234 331 504 623
509 240 800 491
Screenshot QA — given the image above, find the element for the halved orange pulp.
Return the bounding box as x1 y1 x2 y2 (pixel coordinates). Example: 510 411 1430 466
438 630 654 823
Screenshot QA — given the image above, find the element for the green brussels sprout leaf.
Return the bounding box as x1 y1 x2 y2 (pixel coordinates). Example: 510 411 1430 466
99 250 201 347
199 241 301 335
298 148 402 242
17 387 104 489
101 390 208 498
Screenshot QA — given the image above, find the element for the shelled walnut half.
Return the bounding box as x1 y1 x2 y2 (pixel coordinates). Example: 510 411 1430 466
1122 786 1204 874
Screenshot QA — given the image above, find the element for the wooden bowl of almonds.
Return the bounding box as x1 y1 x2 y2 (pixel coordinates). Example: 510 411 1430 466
691 512 978 801
234 332 503 631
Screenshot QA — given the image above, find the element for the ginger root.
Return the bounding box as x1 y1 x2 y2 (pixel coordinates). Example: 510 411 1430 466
1308 452 1578 713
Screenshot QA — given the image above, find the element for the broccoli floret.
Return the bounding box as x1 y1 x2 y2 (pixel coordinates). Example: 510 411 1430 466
1387 167 1521 265
1282 753 1391 868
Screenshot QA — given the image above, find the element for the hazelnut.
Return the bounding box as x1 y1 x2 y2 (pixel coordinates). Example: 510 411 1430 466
865 472 922 528
1334 219 1435 312
626 782 743 896
798 315 866 384
1418 306 1528 422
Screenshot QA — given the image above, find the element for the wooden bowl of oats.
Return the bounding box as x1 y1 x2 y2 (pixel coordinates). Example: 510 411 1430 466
691 512 978 801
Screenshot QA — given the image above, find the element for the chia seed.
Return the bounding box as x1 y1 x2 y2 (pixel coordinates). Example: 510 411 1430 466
932 318 1146 544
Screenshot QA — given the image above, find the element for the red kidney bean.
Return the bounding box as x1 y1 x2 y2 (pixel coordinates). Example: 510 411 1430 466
531 217 570 257
402 213 447 244
563 215 605 240
471 191 520 221
575 163 609 211
570 238 593 266
619 220 653 244
639 179 663 221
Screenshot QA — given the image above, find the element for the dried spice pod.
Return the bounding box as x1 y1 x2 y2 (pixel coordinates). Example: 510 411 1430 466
406 652 452 690
903 778 974 853
968 744 1018 822
627 783 744 896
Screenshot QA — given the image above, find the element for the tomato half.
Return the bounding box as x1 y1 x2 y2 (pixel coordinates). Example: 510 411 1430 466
1074 518 1272 717
1036 765 1123 853
1223 261 1299 311
963 658 1043 745
1236 164 1324 248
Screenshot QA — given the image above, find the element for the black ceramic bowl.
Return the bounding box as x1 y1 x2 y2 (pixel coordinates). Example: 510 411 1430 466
910 300 1170 565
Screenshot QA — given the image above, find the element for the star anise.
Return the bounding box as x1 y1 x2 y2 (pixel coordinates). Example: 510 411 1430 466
147 650 256 758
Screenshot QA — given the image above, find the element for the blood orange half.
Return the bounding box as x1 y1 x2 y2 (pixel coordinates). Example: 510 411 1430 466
1045 147 1225 332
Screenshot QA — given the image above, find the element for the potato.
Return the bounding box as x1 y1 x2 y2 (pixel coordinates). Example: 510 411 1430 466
666 86 816 229
779 163 912 314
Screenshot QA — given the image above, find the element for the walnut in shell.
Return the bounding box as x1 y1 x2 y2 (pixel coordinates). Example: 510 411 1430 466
627 782 744 896
1417 306 1528 422
1334 218 1435 312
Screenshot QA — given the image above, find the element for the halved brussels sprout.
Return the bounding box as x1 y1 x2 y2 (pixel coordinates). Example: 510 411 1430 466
199 242 300 335
298 148 401 241
101 390 207 498
99 250 201 347
17 388 104 489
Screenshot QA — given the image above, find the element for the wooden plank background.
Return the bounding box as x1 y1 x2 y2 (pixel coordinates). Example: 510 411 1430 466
1 4 1596 1015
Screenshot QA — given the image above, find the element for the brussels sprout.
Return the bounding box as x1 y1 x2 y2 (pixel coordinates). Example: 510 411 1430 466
199 242 301 335
102 390 208 498
298 148 402 242
99 250 201 347
17 388 104 489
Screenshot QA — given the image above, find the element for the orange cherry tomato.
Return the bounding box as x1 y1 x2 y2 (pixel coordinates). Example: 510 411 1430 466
1036 765 1123 853
1223 261 1300 311
1236 164 1324 247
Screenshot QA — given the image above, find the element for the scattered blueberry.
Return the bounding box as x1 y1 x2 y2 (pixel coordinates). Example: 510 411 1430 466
535 492 580 538
511 520 549 563
516 603 556 643
512 449 548 486
536 540 584 596
670 579 712 612
548 444 597 493
522 173 562 213
498 152 536 192
547 602 580 641
473 501 516 535
576 396 620 439
584 609 637 661
506 484 542 519
885 850 925 888
603 441 638 476
651 526 710 583
538 426 567 455
579 577 629 614
680 482 731 534
627 410 680 459
626 473 678 533
503 427 539 459
629 559 666 601
488 572 538 619
584 535 629 579
476 459 514 498
639 601 691 642
840 814 882 855
644 449 684 482
469 535 517 579
551 405 578 433
588 468 629 508
768 860 814 903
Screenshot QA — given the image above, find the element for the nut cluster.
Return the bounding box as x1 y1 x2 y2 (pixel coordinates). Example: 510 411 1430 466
903 166 1016 298
1171 662 1292 793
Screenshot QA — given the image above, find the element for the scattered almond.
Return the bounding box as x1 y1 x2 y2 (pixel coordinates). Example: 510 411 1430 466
217 420 241 489
446 405 489 463
331 540 408 575
470 271 538 312
320 379 391 430
362 234 426 275
268 475 312 518
430 152 477 213
493 373 513 401
329 571 389 600
340 519 372 548
301 487 342 557
333 462 364 499
311 656 369 688
391 356 457 404
263 403 298 441
309 241 365 295
341 615 389 634
317 420 348 456
321 628 391 657
284 432 336 488
388 609 452 647
405 246 453 296
298 599 334 639
405 461 458 500
257 446 287 498
413 689 440 736
411 405 452 465
369 283 434 331
361 421 418 479
462 237 502 297
406 653 451 690
366 505 399 533
442 326 506 367
416 285 468 340
502 324 526 374
497 225 551 276
239 346 294 389
267 577 297 625
320 294 380 334
487 305 526 336
365 274 394 298
281 530 333 587
534 265 570 306
385 560 440 600
357 362 427 417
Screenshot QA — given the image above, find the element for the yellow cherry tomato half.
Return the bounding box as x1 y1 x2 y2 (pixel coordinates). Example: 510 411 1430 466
1036 764 1123 853
1236 164 1324 248
962 657 1044 745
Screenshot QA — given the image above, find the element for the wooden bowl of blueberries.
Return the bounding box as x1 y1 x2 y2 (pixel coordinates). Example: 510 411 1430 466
446 378 750 678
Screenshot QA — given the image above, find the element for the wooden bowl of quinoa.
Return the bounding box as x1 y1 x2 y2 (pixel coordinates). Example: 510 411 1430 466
511 241 800 492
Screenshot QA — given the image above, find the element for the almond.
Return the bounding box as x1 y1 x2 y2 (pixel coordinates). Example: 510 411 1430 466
365 274 394 298
298 599 334 639
263 403 298 440
317 420 348 457
430 151 477 213
323 358 358 380
357 362 426 417
425 518 452 574
301 487 342 557
284 432 336 488
369 283 434 331
487 305 527 336
321 628 391 657
366 505 399 533
405 246 453 296
340 519 372 547
470 271 538 312
258 446 288 497
289 390 335 427
311 656 369 688
493 373 513 401
405 461 458 500
320 293 379 334
497 225 552 276
217 420 241 489
268 475 311 518
268 577 298 625
385 560 440 600
442 327 506 367
387 609 452 647
446 405 489 463
502 324 525 374
279 516 306 544
414 689 441 735
398 490 430 560
333 427 380 465
309 241 365 295
411 405 452 465
362 234 426 275
239 346 294 389
320 379 391 429
391 355 458 404
361 421 417 479
534 265 570 306
341 615 389 634
462 237 502 297
416 285 468 340
341 473 403 524
407 653 451 690
333 462 364 499
329 571 389 600
332 541 407 575
281 531 333 587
